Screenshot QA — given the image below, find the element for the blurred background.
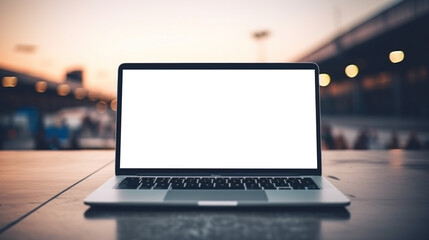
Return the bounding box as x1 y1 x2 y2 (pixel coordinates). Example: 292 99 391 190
1 0 428 150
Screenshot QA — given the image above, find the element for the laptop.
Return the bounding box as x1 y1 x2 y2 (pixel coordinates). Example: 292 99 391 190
84 63 350 207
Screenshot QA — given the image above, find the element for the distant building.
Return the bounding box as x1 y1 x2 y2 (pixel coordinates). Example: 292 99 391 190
298 0 429 119
0 67 115 149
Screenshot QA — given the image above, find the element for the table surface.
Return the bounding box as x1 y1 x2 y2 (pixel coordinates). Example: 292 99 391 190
0 150 428 240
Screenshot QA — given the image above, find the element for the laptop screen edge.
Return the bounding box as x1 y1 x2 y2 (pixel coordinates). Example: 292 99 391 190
115 63 322 176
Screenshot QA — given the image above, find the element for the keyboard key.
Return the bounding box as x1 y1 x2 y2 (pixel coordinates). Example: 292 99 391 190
139 183 154 189
170 178 184 184
230 183 245 189
155 178 169 184
171 183 186 189
214 183 229 188
116 177 141 189
153 183 170 189
258 178 272 184
260 183 276 190
184 183 199 189
243 178 256 184
229 178 242 184
214 178 228 184
141 177 155 181
141 177 155 184
200 183 215 189
246 183 262 190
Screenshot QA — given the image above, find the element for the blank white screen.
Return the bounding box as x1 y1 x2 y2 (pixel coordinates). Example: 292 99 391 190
120 69 318 169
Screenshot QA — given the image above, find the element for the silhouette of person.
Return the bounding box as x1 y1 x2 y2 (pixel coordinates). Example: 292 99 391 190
404 131 422 150
334 131 348 149
386 131 400 149
321 124 335 149
353 129 369 150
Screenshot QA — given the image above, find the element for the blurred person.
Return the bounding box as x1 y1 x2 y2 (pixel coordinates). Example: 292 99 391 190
101 121 115 139
386 131 401 149
321 124 335 150
80 115 99 138
353 129 369 150
70 131 80 150
35 129 49 150
45 118 70 149
334 131 348 149
404 131 422 150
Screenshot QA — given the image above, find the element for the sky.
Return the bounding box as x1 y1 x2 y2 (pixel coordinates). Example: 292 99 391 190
0 0 397 96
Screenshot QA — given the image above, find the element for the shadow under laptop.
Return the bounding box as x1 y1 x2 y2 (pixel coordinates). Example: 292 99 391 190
84 206 350 240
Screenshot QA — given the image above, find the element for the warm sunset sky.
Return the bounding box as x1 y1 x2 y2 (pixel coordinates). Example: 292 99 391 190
0 0 397 96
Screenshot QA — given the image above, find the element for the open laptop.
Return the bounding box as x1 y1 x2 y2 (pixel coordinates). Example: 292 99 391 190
84 63 350 207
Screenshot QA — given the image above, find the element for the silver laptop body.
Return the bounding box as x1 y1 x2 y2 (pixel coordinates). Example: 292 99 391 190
85 63 350 207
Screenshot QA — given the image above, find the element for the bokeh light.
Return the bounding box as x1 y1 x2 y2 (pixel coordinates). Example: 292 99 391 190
57 84 70 96
319 73 331 87
35 81 47 93
345 64 359 78
389 50 405 63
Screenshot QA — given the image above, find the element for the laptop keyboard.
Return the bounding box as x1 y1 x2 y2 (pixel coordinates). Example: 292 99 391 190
116 177 319 190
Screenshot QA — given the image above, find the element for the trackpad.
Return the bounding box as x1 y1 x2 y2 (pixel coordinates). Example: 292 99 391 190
165 190 268 201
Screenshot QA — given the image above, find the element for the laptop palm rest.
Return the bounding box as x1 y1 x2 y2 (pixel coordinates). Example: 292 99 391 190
165 190 268 201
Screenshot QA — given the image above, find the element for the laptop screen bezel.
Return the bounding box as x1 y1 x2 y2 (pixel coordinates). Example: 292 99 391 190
115 63 322 176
